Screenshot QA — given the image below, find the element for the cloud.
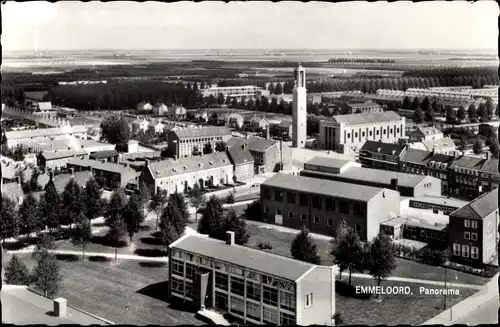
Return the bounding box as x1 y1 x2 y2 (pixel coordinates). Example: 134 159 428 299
2 1 59 27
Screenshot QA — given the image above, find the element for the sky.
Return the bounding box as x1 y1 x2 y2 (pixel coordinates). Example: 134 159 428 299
2 1 499 52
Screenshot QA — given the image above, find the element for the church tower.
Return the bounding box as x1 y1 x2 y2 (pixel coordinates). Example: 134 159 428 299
292 64 307 148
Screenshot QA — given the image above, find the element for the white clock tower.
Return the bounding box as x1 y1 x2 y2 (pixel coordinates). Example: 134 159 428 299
292 64 307 148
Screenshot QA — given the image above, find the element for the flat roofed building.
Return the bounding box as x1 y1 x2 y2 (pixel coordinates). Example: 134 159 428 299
5 125 87 148
168 232 336 326
201 85 267 99
168 126 232 158
346 101 383 114
303 156 361 174
448 189 498 266
319 111 405 154
301 159 442 198
260 173 400 241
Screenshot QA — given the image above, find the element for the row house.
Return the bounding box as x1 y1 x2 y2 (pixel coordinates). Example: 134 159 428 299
358 141 407 172
5 125 88 149
345 101 383 114
139 152 234 195
168 232 336 326
448 155 499 199
167 126 232 158
227 144 255 182
260 173 400 241
228 137 280 174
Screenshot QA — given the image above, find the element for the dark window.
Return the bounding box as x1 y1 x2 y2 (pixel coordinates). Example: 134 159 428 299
327 219 333 226
339 201 350 214
347 133 351 138
262 187 271 200
301 213 307 221
274 189 284 202
312 196 322 209
185 262 196 279
279 290 295 312
215 271 228 291
314 216 320 224
325 198 335 211
355 224 362 233
230 276 245 296
353 203 366 216
263 286 278 306
369 131 373 136
355 132 358 137
362 131 365 137
376 130 380 135
299 194 308 206
246 280 261 302
280 312 295 325
286 191 296 204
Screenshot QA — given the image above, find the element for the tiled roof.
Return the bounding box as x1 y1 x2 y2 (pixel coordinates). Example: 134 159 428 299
480 159 499 174
278 120 292 128
262 173 386 202
332 111 402 126
170 234 316 281
227 145 254 166
305 156 352 170
41 149 87 161
408 126 443 137
448 155 484 170
450 188 498 219
360 141 406 156
247 137 276 153
67 158 138 176
147 152 232 179
422 138 456 152
89 150 119 160
5 126 87 140
172 126 231 139
401 148 455 165
227 137 246 148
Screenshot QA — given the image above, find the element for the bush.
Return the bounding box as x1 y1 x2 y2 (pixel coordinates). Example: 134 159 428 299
5 255 31 285
257 242 273 250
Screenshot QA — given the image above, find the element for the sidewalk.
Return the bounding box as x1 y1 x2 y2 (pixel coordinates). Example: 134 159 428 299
421 273 499 325
246 220 334 241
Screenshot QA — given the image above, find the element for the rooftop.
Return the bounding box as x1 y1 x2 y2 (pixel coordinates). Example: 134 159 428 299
147 152 232 179
450 188 498 220
340 166 432 188
331 111 402 126
401 148 455 165
5 126 87 140
360 140 406 156
89 150 119 160
172 126 231 139
405 195 469 208
422 138 456 152
1 286 109 325
227 145 254 166
262 173 387 202
66 158 137 176
247 137 276 152
408 126 443 137
37 171 93 193
170 234 316 281
41 149 87 161
304 156 353 170
448 155 485 170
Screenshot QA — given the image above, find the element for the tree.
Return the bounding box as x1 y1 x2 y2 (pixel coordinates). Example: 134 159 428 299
60 178 84 229
468 104 478 122
1 196 19 245
490 141 500 159
149 189 168 230
409 97 420 111
122 194 145 243
107 217 128 262
71 213 92 260
424 107 435 123
32 249 62 298
161 219 180 248
486 98 494 118
401 96 411 109
38 180 61 236
217 93 225 105
225 189 236 204
367 233 396 298
224 209 250 245
457 106 467 121
244 199 261 221
270 97 278 112
105 188 127 226
29 168 41 192
198 195 226 240
215 141 227 152
473 138 484 155
267 83 275 94
139 181 151 206
83 177 104 220
331 223 365 286
420 97 430 112
412 108 424 124
495 104 499 117
5 254 31 285
160 193 189 236
100 116 131 145
192 145 200 156
207 94 216 106
19 193 40 245
478 102 488 120
290 226 321 264
203 142 213 154
190 183 206 222
445 106 456 124
274 83 283 95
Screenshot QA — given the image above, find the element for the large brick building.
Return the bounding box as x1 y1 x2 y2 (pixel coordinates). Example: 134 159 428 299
260 173 400 241
168 127 232 158
358 141 407 171
169 232 336 326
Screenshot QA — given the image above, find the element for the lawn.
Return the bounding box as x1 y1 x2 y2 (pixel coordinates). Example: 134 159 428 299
12 253 203 326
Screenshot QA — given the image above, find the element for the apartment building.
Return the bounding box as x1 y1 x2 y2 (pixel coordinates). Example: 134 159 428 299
201 85 268 99
449 189 498 266
301 156 442 198
260 173 400 241
228 137 280 174
168 232 336 326
227 144 255 182
140 152 234 195
318 111 406 154
449 155 499 199
66 158 139 189
167 126 232 158
358 141 407 172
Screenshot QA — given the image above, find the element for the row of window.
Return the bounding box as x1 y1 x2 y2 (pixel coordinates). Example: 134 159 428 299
178 136 224 144
453 244 479 259
346 126 401 140
464 232 478 241
464 219 478 229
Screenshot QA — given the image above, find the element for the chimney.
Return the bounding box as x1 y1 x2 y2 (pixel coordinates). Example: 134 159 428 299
69 168 74 177
226 231 235 246
53 298 67 317
390 178 398 191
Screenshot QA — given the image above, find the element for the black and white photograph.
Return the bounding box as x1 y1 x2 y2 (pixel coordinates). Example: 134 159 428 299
1 1 499 326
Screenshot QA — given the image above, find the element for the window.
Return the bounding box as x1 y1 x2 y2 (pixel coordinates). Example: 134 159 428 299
280 312 295 325
279 290 295 312
276 209 282 216
355 224 361 233
453 243 461 256
369 131 373 136
263 307 279 325
274 189 284 202
339 201 350 214
471 246 479 259
171 277 184 293
471 233 478 241
347 133 351 139
471 220 478 229
299 194 308 206
464 232 470 240
288 211 295 218
326 198 335 211
246 301 261 322
230 295 245 316
376 130 380 135
327 219 333 226
286 191 296 204
171 259 184 276
305 293 313 308
230 276 245 297
355 132 358 137
185 262 196 279
263 285 278 306
312 196 322 209
314 216 320 224
462 245 470 258
353 203 366 216
262 187 271 200
264 206 269 214
185 282 193 297
246 280 261 302
464 219 470 228
362 131 365 137
301 213 307 221
215 271 229 291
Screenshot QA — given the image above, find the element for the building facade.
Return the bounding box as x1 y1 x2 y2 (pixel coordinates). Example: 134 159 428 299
260 173 400 241
201 85 268 99
407 126 444 143
167 127 232 158
358 141 407 172
168 232 336 326
227 144 255 182
66 158 139 189
449 156 499 200
319 111 406 154
292 64 307 148
38 149 89 172
153 103 169 116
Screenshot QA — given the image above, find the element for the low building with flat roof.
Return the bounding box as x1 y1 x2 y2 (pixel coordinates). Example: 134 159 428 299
169 232 336 326
260 173 400 241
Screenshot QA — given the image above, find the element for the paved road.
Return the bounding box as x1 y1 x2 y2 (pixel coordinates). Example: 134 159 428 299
453 296 498 325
